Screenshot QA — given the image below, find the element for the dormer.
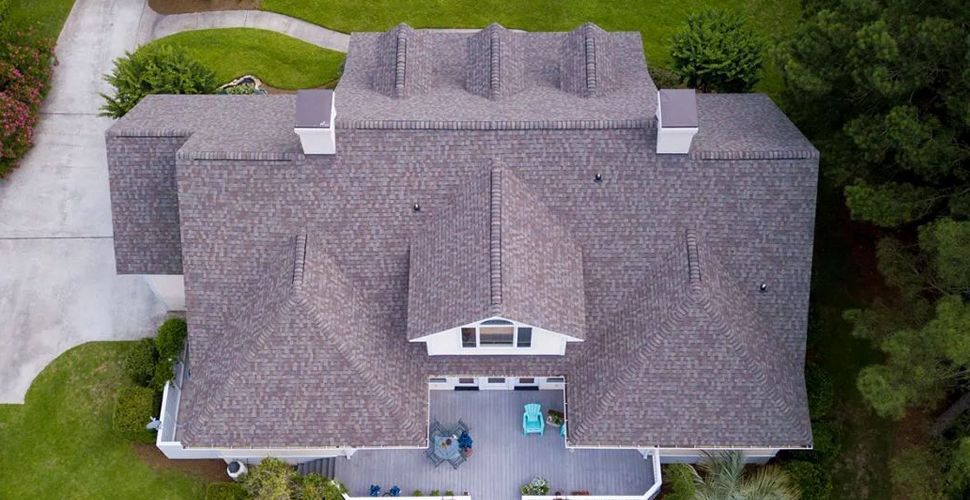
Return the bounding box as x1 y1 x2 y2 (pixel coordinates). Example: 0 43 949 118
406 162 586 356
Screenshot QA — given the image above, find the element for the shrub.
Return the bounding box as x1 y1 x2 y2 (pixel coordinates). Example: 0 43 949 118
783 460 832 500
661 463 697 500
151 358 175 392
521 477 550 495
100 44 216 119
411 490 423 496
156 317 188 360
205 482 248 500
112 385 156 443
222 83 258 95
124 338 158 386
650 66 685 89
670 9 765 92
805 363 835 420
810 419 841 464
295 473 347 500
0 34 55 176
890 446 944 500
0 0 10 24
242 457 296 500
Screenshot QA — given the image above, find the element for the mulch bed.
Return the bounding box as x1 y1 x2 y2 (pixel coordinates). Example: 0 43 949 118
132 442 229 483
149 0 262 14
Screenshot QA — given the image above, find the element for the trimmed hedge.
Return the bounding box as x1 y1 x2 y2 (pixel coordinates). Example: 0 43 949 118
124 338 158 386
151 358 174 392
156 317 188 360
112 385 156 443
806 363 835 420
205 482 247 500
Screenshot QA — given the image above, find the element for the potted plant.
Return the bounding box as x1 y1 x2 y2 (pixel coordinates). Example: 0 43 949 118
546 409 565 427
521 476 550 495
458 431 473 458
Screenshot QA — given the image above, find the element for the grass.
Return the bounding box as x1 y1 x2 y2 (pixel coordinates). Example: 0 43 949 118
261 0 800 95
0 342 205 499
140 28 346 89
1 0 76 40
807 184 895 499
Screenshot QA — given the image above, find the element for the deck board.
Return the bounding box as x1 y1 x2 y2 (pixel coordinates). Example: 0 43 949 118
335 390 653 499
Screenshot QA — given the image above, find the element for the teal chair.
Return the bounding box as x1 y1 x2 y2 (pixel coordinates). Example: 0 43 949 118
523 403 545 435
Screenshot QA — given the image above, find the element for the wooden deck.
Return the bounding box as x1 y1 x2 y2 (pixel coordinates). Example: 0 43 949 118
334 390 654 499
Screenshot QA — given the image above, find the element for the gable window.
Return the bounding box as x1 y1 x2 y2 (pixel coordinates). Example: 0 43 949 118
461 327 477 348
459 319 536 349
480 325 514 345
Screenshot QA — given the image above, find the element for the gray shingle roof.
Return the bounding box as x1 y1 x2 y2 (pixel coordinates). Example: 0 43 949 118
407 161 586 340
106 24 818 450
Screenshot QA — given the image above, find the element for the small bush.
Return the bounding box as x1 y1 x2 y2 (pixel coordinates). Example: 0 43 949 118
156 317 188 360
806 363 835 420
242 457 296 499
112 385 156 443
100 45 216 118
151 357 175 392
810 419 841 464
662 463 697 500
670 9 765 92
521 477 550 495
650 66 685 89
124 338 158 386
784 460 832 500
205 482 247 500
0 0 10 23
222 83 258 95
295 473 347 500
411 490 423 496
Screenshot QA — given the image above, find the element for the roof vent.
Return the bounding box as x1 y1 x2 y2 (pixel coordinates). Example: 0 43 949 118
656 89 698 154
294 89 336 155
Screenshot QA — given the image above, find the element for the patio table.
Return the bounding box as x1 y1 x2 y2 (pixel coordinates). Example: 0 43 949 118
432 435 461 461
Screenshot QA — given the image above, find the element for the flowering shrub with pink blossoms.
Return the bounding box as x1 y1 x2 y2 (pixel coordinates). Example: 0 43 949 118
0 32 55 177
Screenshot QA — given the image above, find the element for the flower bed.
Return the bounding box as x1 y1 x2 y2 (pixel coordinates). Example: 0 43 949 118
0 32 55 177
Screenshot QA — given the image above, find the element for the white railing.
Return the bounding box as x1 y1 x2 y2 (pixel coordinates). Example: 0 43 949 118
521 449 663 500
158 380 181 443
343 496 470 500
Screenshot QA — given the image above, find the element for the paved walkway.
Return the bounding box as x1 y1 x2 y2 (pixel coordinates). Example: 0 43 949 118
140 9 350 51
0 0 167 404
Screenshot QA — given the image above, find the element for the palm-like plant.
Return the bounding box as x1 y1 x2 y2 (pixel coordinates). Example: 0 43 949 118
693 451 800 500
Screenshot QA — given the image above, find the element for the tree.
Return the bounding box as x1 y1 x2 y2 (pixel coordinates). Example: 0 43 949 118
775 0 968 224
100 44 216 119
852 295 970 419
669 9 765 92
242 458 297 500
693 451 800 500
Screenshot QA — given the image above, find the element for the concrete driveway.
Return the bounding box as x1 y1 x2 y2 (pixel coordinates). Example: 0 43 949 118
0 0 166 403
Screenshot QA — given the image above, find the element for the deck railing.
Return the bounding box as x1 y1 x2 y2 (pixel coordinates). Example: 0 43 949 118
521 448 662 500
343 496 470 500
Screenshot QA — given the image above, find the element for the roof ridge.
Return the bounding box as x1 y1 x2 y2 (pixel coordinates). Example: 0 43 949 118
489 162 503 306
685 228 702 292
488 24 503 99
292 233 307 288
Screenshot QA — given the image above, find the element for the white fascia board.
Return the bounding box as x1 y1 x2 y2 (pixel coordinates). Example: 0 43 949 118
410 315 583 343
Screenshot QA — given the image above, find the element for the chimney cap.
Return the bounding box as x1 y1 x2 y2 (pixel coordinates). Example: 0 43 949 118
658 89 698 129
295 89 334 128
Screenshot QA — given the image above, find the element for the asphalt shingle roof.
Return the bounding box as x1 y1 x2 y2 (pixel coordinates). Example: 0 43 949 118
407 161 586 340
106 24 819 450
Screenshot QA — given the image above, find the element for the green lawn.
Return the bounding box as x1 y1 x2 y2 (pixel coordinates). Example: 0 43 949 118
0 342 205 499
262 0 800 94
807 185 895 499
141 28 346 89
2 0 76 40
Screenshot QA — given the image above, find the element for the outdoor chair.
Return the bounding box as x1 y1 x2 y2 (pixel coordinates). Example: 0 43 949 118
429 420 445 438
448 454 466 469
456 418 469 434
425 447 445 467
522 403 545 435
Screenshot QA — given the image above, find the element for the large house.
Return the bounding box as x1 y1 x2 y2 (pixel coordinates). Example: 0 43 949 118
107 23 818 499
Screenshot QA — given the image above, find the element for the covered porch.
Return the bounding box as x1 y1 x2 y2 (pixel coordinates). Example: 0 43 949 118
335 390 658 499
